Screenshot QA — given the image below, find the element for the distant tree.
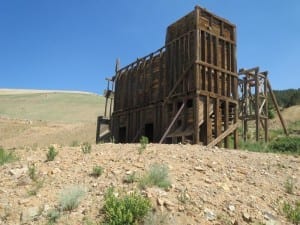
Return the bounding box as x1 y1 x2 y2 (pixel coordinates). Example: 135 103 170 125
272 88 300 108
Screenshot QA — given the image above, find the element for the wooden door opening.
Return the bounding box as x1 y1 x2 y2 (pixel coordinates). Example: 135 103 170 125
144 123 154 142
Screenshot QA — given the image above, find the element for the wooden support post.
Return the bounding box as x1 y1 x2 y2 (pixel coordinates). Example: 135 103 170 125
234 102 238 149
205 95 212 145
224 100 229 147
267 79 288 136
255 70 260 142
194 95 200 144
96 116 102 143
243 78 248 141
104 79 109 118
109 98 113 118
207 123 238 148
214 98 221 147
264 75 268 142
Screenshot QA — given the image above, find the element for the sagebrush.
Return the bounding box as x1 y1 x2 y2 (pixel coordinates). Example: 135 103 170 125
139 136 149 154
81 142 92 154
47 209 60 224
123 172 138 184
59 186 85 211
284 176 295 194
139 163 171 190
91 166 103 178
28 164 38 181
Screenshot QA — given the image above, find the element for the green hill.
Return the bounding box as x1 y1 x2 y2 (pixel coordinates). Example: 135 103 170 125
0 91 105 123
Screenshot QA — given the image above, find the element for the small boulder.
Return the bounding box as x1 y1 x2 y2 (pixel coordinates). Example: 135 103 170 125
204 208 216 221
20 206 41 223
242 211 252 223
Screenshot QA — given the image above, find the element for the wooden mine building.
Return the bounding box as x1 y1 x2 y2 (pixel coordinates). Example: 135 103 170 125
102 6 238 147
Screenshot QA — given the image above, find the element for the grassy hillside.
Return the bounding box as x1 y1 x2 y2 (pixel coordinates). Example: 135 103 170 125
0 91 106 123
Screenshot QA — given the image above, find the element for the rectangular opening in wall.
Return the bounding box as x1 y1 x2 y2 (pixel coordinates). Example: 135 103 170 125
165 137 172 144
177 101 183 110
177 136 182 143
144 123 154 142
187 99 193 108
185 135 193 144
119 126 126 143
168 103 173 112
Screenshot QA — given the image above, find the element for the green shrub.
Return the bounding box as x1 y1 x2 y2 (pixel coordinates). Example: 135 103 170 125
81 142 92 154
91 166 103 178
0 147 17 165
269 137 300 153
285 177 295 194
282 201 300 224
123 172 138 184
139 163 171 190
28 164 38 181
47 209 60 224
28 179 44 196
59 186 85 211
139 136 149 154
239 141 268 152
82 217 96 225
46 146 58 162
103 187 151 225
268 108 275 119
71 140 80 147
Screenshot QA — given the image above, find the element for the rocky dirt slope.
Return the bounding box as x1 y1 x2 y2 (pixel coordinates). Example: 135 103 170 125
1 144 299 225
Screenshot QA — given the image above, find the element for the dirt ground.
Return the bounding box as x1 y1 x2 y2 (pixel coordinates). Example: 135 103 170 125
1 143 299 225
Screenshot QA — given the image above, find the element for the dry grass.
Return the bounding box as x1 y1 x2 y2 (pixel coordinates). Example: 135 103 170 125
0 91 105 123
0 90 106 148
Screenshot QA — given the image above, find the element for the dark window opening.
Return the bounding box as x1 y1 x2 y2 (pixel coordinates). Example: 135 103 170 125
185 135 193 144
177 101 183 110
177 120 182 127
177 137 182 143
144 123 154 142
167 104 173 112
119 126 126 143
187 99 193 108
165 137 172 144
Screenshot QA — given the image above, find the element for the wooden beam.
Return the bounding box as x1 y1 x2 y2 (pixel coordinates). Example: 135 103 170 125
214 98 221 145
194 95 200 144
207 123 238 148
163 62 194 105
205 95 212 145
224 100 229 147
255 70 260 141
159 102 185 144
267 78 288 136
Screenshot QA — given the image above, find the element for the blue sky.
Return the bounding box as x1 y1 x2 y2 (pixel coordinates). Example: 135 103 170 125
0 0 299 94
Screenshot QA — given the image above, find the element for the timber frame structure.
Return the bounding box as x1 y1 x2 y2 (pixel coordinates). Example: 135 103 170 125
238 67 288 142
99 6 239 147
